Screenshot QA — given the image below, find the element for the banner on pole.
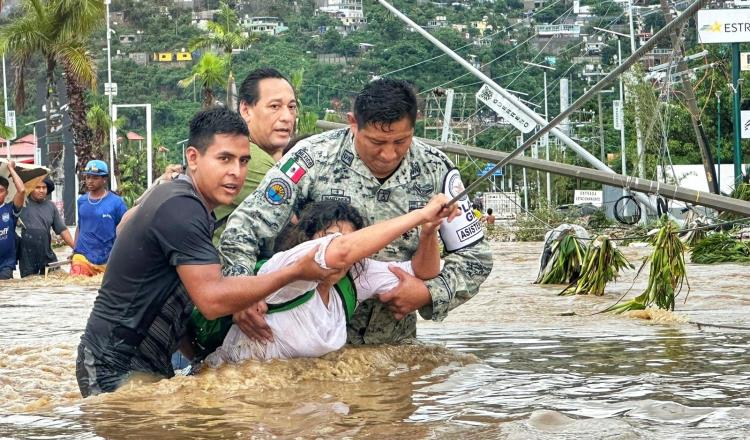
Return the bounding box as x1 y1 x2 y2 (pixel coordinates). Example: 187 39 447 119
613 100 623 130
476 84 536 133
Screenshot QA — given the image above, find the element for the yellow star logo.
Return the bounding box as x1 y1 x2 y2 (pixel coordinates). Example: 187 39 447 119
709 21 722 32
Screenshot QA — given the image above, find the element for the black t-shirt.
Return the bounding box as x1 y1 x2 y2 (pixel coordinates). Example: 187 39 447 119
81 177 219 374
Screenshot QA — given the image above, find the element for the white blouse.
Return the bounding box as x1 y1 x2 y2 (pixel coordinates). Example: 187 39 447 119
205 234 414 365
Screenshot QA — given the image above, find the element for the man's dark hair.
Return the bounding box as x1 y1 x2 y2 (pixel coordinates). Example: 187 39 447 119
188 107 249 154
353 78 417 130
0 176 8 189
237 67 293 109
487 208 493 215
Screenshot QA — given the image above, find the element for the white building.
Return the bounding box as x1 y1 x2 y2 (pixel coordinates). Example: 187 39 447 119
316 0 367 34
240 16 287 36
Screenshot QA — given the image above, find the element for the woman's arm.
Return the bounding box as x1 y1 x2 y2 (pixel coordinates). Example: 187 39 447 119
7 162 25 209
411 222 441 279
324 194 456 269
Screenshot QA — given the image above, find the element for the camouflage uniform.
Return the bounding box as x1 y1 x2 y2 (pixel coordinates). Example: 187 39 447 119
219 128 493 344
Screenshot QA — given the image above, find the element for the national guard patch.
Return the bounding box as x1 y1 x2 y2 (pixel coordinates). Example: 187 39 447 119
377 189 391 202
295 149 315 168
321 188 351 203
341 150 354 166
264 178 292 205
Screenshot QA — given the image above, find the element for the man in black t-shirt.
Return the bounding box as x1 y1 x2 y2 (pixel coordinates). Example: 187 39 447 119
76 107 332 397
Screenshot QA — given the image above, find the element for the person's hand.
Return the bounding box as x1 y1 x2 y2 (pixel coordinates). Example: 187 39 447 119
292 245 339 281
421 194 459 225
377 266 432 320
233 301 273 343
8 160 15 170
420 219 441 238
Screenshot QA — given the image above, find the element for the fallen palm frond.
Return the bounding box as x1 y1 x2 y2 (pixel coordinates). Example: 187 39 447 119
690 233 750 264
535 227 588 285
607 216 688 313
560 235 633 296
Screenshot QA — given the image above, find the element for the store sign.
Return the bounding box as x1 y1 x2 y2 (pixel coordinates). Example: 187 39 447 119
574 190 603 207
697 9 750 44
476 84 536 133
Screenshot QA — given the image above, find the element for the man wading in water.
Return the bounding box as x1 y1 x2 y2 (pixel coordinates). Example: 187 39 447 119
76 107 332 397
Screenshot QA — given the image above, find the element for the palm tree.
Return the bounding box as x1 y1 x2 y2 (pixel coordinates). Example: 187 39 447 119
178 53 227 109
188 2 259 110
0 117 12 141
0 0 104 174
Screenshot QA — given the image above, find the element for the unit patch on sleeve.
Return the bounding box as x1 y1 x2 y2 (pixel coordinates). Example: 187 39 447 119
265 178 293 205
280 158 306 184
294 149 315 168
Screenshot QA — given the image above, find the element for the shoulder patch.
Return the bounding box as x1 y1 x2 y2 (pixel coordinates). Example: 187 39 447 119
264 178 293 205
294 148 315 168
410 162 422 179
341 150 354 166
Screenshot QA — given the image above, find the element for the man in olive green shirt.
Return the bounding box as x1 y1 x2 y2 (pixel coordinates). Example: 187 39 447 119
213 68 298 243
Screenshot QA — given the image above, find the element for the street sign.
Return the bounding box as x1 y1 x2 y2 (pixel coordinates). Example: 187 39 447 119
574 190 603 207
104 82 118 96
476 84 536 133
613 100 623 130
697 9 750 44
741 110 750 139
477 162 503 177
5 110 16 138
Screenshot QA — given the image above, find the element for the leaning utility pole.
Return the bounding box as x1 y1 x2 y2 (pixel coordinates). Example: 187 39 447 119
660 0 719 194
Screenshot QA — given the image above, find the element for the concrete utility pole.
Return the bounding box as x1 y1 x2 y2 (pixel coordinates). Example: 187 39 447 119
440 89 454 143
659 0 719 194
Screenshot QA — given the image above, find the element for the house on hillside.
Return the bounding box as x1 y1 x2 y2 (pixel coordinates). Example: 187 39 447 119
192 9 218 30
315 0 367 35
427 16 448 29
240 16 287 36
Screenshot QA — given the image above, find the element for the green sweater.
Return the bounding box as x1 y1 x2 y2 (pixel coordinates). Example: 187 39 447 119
213 143 276 245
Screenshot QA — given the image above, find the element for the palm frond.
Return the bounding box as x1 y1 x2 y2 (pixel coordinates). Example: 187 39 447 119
57 43 97 88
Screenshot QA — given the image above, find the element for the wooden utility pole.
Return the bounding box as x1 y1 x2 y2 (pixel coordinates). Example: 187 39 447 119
659 0 720 194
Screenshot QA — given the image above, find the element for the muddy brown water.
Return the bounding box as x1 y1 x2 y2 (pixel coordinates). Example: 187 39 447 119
1 242 749 439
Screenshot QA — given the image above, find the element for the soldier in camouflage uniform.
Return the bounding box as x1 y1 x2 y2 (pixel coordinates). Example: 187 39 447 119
220 78 493 344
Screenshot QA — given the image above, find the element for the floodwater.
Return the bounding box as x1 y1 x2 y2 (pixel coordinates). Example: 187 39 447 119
1 241 749 439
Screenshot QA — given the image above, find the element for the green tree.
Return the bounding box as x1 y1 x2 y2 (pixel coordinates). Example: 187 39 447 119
188 1 259 109
178 52 227 108
0 0 104 173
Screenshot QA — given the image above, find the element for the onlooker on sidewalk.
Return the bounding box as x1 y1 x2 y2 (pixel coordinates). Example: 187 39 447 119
0 161 25 280
18 176 75 277
71 160 127 277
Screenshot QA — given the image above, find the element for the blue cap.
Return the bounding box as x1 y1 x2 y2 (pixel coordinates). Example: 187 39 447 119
83 160 109 176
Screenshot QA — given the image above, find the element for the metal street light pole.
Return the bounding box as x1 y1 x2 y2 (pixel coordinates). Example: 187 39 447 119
523 61 556 206
105 0 117 190
627 0 646 179
716 91 721 191
2 54 10 159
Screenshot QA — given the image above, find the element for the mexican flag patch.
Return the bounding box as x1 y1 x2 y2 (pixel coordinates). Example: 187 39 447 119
281 158 306 184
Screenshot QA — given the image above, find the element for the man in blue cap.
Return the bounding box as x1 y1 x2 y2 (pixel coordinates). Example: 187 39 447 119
71 159 127 276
